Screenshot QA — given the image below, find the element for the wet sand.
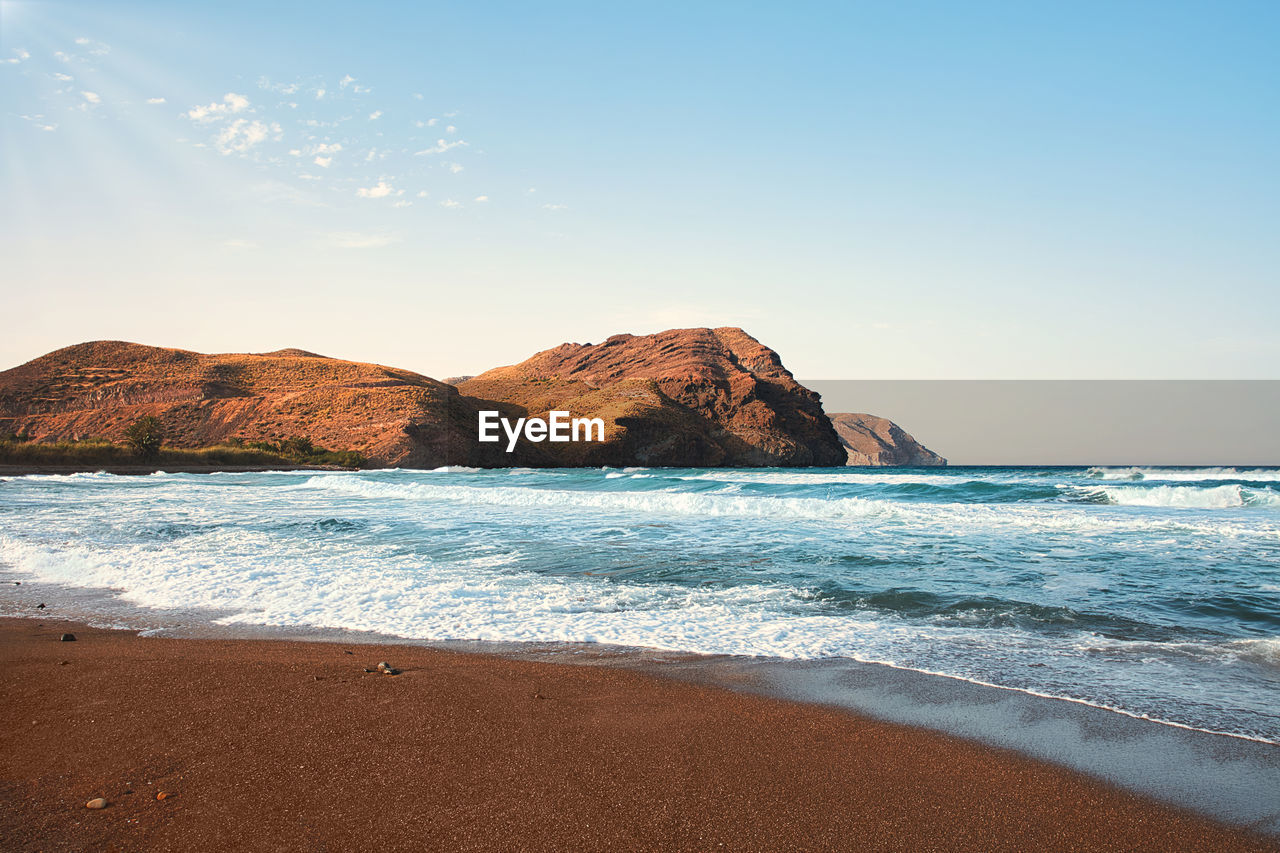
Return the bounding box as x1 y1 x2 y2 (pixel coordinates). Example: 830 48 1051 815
1 617 1275 852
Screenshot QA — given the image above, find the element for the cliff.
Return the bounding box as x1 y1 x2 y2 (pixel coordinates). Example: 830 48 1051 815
828 413 946 467
0 331 846 468
0 341 510 468
459 327 846 466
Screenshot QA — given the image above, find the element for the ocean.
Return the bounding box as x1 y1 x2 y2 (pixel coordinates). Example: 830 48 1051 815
2 465 1277 744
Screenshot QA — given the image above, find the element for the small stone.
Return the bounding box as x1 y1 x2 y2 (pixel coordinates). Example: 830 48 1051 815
156 791 171 801
376 661 399 675
36 603 46 610
61 633 76 642
85 798 108 809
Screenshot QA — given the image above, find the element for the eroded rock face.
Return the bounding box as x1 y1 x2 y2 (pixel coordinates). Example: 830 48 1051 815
0 341 509 467
459 327 846 467
1 331 848 468
828 413 946 467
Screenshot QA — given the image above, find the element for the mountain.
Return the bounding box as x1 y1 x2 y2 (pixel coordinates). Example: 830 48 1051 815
828 413 946 466
0 330 846 468
459 327 846 466
0 341 512 468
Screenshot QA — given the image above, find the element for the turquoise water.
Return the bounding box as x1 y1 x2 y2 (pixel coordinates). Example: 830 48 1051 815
1 465 1277 742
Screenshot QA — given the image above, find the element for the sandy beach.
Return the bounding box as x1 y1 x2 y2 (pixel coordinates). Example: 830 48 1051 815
2 617 1275 852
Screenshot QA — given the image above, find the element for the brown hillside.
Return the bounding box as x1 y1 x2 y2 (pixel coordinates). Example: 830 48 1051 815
460 327 845 466
829 413 946 467
0 341 510 468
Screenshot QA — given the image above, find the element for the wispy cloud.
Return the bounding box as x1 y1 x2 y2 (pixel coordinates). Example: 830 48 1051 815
357 181 395 198
146 97 166 105
74 37 111 56
446 162 464 174
81 91 101 104
414 138 467 155
368 110 382 121
474 195 489 203
216 119 280 154
440 199 460 208
3 49 30 65
186 92 250 123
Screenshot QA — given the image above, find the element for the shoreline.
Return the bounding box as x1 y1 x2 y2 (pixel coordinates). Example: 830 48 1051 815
2 616 1277 852
3 576 1279 838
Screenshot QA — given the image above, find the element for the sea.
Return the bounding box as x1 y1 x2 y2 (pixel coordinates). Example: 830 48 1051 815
2 465 1278 745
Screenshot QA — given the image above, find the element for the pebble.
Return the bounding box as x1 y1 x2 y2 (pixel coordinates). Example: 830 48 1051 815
61 633 76 642
376 661 399 675
85 798 108 809
156 791 171 801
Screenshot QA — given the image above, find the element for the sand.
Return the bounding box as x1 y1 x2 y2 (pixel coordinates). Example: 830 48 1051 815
1 617 1275 852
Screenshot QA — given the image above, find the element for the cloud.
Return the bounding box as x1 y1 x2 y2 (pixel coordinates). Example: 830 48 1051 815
53 72 73 81
3 49 30 64
339 74 356 89
414 138 467 155
416 190 429 198
146 97 166 105
313 156 332 167
368 110 382 120
474 195 489 203
542 203 567 210
440 199 460 208
223 239 259 250
392 200 412 208
74 38 110 56
413 93 424 100
186 92 250 123
215 119 280 154
313 142 342 154
357 181 395 198
315 87 326 99
445 125 456 134
447 162 464 174
81 91 101 104
329 232 399 249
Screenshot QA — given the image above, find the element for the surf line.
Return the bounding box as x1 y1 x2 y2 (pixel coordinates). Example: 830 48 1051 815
478 411 605 453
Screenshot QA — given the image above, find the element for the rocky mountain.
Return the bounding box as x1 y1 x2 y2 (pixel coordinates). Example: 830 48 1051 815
0 341 513 468
0 330 847 468
459 327 846 466
829 413 946 466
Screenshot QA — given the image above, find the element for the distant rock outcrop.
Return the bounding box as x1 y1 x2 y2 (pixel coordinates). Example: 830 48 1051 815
828 413 946 467
0 341 511 468
459 327 846 467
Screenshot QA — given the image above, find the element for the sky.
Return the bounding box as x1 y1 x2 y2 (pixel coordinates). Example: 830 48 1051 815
2 1 1278 380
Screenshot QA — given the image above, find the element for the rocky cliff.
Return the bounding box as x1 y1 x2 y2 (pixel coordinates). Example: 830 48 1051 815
828 413 946 466
0 330 846 468
459 327 846 466
0 341 511 468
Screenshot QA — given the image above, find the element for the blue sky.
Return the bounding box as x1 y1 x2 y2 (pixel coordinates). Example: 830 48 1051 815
2 1 1277 378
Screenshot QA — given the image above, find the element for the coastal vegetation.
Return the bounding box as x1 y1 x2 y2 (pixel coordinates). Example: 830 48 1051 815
0 427 365 470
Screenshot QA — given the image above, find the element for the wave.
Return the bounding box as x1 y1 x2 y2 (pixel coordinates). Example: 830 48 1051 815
300 473 1280 538
1086 467 1280 483
1087 484 1280 509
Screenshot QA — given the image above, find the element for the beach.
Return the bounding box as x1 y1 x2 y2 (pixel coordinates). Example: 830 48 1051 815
3 617 1276 852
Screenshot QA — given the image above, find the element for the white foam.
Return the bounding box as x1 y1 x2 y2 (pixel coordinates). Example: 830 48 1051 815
1089 484 1280 509
1087 467 1280 482
300 473 1280 539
